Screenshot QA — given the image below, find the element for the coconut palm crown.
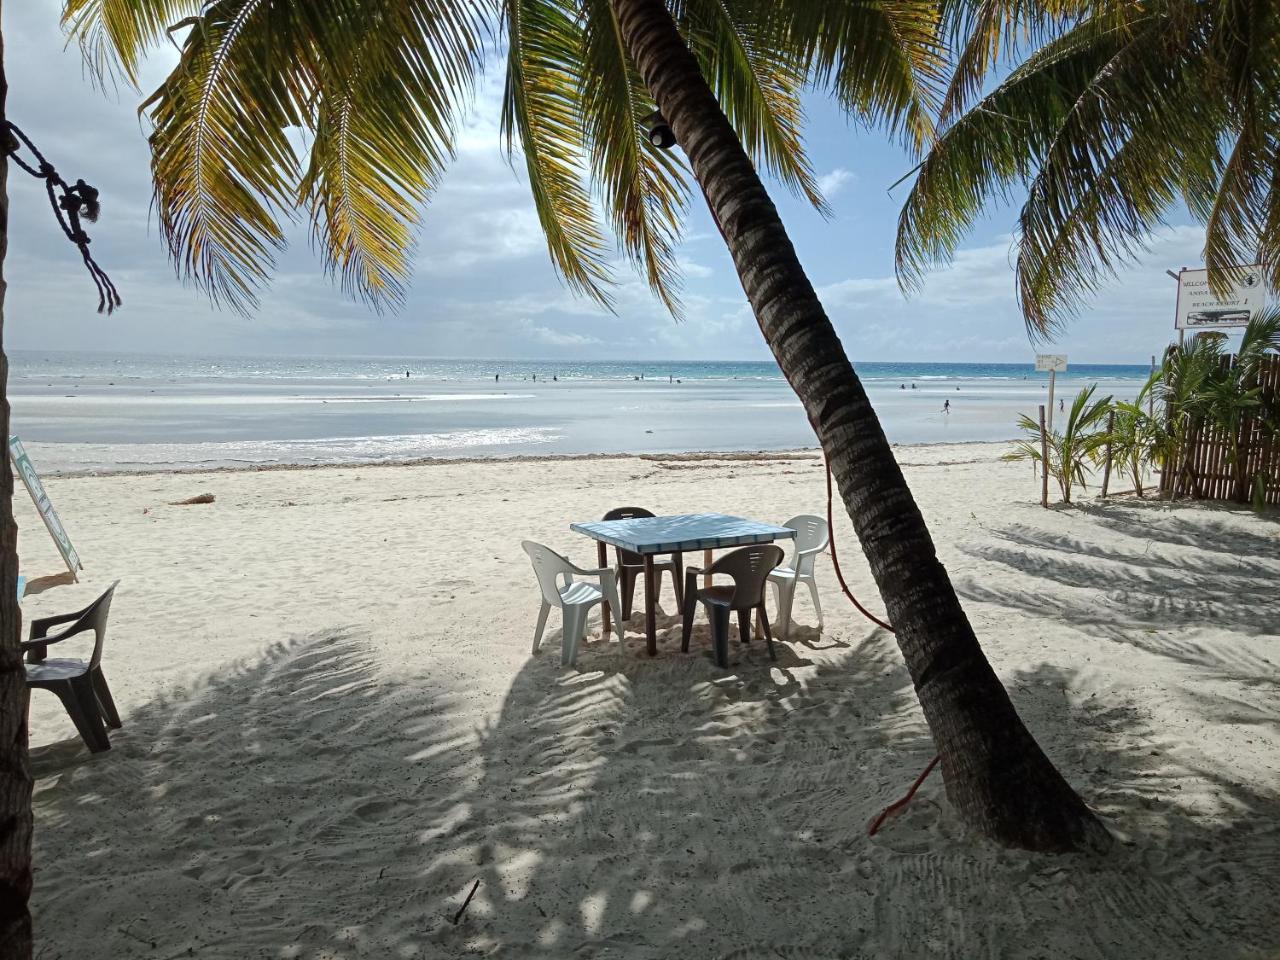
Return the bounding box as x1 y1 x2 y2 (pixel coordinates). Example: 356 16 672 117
61 0 943 316
896 0 1280 337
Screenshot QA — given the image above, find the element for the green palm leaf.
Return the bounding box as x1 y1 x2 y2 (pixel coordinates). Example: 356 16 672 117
580 0 690 316
501 0 615 305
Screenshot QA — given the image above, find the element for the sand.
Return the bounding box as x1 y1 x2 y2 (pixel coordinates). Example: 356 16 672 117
17 442 1280 959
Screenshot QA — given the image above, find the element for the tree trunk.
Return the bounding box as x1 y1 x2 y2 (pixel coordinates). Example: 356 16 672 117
611 0 1110 852
0 7 35 955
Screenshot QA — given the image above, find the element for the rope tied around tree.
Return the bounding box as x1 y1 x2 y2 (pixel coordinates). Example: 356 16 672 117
4 120 122 314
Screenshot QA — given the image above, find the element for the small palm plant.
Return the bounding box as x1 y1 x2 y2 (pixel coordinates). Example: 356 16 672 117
1006 385 1113 504
1107 373 1161 497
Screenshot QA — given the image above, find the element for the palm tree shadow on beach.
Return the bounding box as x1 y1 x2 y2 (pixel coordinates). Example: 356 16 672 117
27 617 1280 959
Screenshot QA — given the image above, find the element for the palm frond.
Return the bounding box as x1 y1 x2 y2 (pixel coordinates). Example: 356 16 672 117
781 0 946 154
501 0 615 305
895 19 1127 293
936 0 1089 122
580 0 690 316
673 0 825 210
141 0 311 312
301 0 487 307
61 0 203 85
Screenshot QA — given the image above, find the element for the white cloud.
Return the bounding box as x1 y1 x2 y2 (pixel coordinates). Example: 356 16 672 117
519 319 602 347
817 168 855 197
678 257 713 278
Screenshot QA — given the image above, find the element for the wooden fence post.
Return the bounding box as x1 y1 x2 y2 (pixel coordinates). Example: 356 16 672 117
1100 410 1115 498
1039 404 1049 508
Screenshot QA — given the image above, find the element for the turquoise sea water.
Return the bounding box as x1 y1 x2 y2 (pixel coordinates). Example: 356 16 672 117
8 352 1153 473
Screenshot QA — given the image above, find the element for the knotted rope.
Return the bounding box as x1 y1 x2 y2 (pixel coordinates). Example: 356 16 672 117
4 121 122 314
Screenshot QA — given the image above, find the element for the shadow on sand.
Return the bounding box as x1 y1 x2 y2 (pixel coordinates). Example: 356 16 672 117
29 579 1280 958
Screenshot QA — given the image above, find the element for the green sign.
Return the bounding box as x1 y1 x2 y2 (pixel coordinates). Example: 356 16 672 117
9 437 81 577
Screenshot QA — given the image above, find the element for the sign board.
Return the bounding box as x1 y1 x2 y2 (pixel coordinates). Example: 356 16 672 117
1175 265 1267 329
1035 354 1068 372
9 437 81 577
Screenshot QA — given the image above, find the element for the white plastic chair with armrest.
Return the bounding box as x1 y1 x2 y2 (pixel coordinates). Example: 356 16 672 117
767 515 829 638
522 541 624 667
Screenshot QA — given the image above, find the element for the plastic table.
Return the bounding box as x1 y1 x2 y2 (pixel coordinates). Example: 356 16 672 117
570 513 796 655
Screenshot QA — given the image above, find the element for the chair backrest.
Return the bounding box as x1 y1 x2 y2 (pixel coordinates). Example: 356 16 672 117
602 506 654 566
706 544 784 608
521 541 573 606
784 515 830 576
70 581 119 669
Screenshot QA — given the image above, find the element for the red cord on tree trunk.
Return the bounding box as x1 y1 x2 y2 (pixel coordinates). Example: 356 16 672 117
824 460 894 633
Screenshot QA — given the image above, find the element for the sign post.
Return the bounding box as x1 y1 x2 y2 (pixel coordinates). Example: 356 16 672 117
9 437 82 578
1035 354 1068 431
1174 265 1267 339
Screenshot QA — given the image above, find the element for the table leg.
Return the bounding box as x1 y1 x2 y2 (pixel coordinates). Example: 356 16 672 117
597 541 611 638
643 554 657 656
703 549 713 589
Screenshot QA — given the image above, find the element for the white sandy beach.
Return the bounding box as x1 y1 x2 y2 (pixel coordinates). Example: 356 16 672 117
18 442 1280 958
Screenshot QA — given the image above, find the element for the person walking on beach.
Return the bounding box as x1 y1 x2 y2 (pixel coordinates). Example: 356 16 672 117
943 399 950 414
1059 398 1064 413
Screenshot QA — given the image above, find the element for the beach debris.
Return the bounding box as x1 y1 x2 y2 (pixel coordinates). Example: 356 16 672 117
168 493 215 506
450 878 481 925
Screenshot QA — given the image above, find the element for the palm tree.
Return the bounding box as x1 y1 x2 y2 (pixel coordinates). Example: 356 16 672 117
55 0 1110 857
897 0 1280 335
0 7 35 957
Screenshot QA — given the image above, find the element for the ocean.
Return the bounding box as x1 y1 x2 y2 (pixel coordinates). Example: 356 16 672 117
7 352 1153 473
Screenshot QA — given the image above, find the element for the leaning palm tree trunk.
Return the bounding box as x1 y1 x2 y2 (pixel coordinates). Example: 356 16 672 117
0 7 35 954
612 0 1108 852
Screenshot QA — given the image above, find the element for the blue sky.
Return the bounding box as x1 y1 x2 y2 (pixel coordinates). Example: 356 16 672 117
6 1 1209 363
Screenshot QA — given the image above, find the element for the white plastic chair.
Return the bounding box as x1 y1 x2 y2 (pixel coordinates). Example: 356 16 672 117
522 541 624 667
768 515 829 639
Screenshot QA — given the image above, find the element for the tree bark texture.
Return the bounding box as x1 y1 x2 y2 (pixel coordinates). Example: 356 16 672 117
611 0 1110 853
0 6 35 954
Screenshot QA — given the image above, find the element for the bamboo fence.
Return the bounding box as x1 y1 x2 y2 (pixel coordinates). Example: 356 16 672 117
1158 354 1280 505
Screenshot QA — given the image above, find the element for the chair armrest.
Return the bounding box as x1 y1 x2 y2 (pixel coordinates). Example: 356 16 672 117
567 563 615 579
28 610 81 640
21 626 77 663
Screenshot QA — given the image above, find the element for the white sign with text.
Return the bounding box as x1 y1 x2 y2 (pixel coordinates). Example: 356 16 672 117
1175 266 1267 329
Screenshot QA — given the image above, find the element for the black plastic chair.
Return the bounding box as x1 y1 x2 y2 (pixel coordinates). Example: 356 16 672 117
24 582 121 753
681 545 783 668
602 507 684 618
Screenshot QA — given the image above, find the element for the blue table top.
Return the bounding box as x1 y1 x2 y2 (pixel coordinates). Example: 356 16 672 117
570 513 796 555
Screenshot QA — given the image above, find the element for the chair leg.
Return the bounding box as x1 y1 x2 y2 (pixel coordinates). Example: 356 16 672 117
758 606 777 662
529 601 550 655
561 605 590 667
92 668 122 729
775 579 796 640
681 578 699 652
736 608 752 645
671 554 684 608
621 569 637 621
806 576 823 629
710 606 731 669
601 579 625 644
54 679 110 753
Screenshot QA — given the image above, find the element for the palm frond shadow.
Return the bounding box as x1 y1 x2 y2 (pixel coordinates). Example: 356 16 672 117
958 516 1280 645
29 626 1280 957
1074 499 1280 555
1002 662 1280 953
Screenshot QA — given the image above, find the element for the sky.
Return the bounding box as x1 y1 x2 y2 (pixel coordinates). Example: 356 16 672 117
4 1 1214 364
